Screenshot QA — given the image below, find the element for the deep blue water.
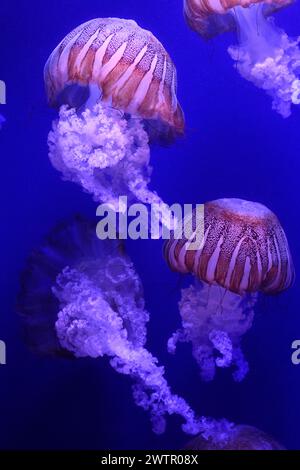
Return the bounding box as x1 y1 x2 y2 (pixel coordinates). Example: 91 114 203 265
1 0 300 450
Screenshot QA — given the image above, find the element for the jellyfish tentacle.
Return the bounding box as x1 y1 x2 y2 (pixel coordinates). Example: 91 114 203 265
229 4 300 117
168 281 257 381
48 102 150 206
49 102 177 231
54 262 200 435
184 0 300 116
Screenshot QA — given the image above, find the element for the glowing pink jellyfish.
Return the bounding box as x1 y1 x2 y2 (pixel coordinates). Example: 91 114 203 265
18 215 219 435
184 0 300 117
185 423 285 450
164 198 294 381
44 18 184 223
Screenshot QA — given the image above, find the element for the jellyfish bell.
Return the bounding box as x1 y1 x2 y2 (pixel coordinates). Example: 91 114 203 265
17 215 123 356
184 0 237 39
166 198 295 295
185 424 285 450
164 198 294 381
44 17 184 142
184 0 300 117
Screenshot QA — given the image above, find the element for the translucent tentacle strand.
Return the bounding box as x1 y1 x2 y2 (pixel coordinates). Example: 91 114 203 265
168 281 257 381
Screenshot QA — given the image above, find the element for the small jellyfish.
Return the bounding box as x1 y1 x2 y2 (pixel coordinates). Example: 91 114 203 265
18 216 210 435
184 0 300 117
45 18 184 224
185 423 285 450
164 198 294 381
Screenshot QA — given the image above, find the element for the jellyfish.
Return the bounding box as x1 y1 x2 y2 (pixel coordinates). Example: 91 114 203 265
184 0 300 117
44 18 184 226
185 423 285 450
164 198 294 381
18 215 226 435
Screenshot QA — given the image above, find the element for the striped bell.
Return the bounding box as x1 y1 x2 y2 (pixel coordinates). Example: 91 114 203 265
164 198 295 295
44 18 184 141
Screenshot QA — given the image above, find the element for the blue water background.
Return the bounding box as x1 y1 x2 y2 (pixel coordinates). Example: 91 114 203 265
0 0 300 450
